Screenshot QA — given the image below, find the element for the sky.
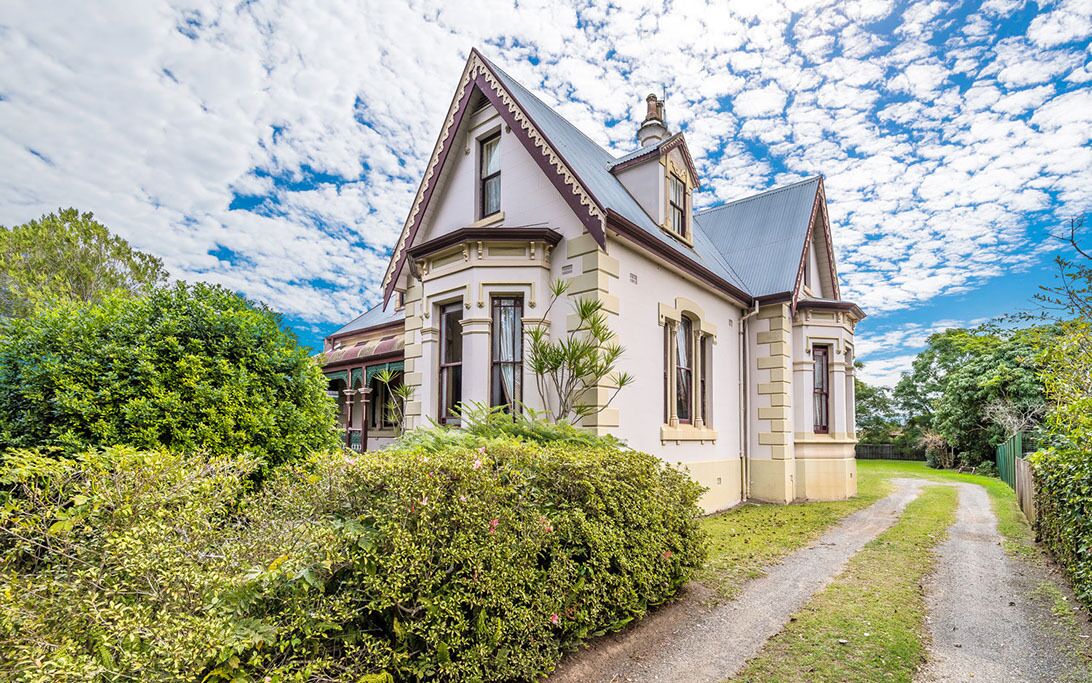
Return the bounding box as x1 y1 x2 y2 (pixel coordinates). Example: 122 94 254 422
1 0 1090 387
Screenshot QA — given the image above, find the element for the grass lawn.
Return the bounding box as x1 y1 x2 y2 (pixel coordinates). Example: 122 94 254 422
728 483 960 682
696 464 891 599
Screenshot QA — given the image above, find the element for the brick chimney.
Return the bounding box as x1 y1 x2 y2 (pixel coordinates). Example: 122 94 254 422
637 93 669 147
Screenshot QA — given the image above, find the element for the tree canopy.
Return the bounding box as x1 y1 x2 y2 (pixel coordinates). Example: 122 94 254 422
0 208 167 318
892 325 1051 465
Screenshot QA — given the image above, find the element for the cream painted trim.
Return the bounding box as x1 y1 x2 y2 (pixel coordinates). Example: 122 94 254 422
469 211 505 227
661 424 718 442
477 282 535 309
658 296 718 338
383 53 605 296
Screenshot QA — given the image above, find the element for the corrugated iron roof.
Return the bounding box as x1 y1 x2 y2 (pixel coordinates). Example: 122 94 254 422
330 300 404 337
483 57 753 295
694 176 821 298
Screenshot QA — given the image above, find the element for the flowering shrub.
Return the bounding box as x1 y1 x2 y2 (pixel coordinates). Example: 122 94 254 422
1 437 706 682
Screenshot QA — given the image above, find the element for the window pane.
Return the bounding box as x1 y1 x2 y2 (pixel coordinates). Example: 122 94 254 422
676 318 691 368
442 305 463 363
481 136 499 177
676 368 692 422
483 175 501 215
491 298 522 410
671 175 684 204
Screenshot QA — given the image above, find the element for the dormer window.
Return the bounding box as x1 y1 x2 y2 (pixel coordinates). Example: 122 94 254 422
480 133 501 218
669 172 687 237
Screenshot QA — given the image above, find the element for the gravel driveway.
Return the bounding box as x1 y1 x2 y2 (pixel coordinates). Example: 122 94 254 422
550 478 927 683
916 482 1090 683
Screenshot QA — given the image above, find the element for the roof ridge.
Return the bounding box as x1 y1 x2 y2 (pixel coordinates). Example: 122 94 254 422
695 175 821 216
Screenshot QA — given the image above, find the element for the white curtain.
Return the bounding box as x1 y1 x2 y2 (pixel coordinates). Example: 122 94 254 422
499 305 517 404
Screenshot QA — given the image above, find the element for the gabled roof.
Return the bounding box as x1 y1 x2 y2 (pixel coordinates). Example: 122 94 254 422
369 48 847 327
608 132 701 189
694 176 824 299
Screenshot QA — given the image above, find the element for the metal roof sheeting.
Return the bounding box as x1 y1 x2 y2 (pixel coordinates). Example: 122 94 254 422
330 300 404 337
485 56 813 299
694 177 821 298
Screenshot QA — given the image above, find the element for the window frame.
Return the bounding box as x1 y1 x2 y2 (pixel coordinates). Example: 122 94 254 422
813 344 830 434
668 172 687 238
479 133 501 219
438 302 464 425
490 295 524 413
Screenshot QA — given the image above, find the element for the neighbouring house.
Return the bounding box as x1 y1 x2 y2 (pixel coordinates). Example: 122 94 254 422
321 49 865 510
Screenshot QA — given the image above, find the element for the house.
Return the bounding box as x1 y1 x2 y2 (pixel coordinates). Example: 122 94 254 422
321 49 864 511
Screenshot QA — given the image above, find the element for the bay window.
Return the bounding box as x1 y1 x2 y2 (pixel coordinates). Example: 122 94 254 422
439 302 463 425
490 296 523 412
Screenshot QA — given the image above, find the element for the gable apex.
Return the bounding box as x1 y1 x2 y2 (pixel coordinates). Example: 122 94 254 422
381 49 609 303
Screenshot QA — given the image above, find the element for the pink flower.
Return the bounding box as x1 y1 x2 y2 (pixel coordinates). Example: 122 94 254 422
420 496 428 506
662 550 673 560
489 518 499 534
550 613 560 625
473 458 483 470
539 515 553 533
478 446 487 454
459 495 467 503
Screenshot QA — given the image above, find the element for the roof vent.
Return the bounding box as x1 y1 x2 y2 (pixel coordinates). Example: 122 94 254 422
637 93 669 147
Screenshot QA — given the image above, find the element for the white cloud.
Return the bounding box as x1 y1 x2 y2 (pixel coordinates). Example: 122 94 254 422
732 83 789 117
0 0 1088 348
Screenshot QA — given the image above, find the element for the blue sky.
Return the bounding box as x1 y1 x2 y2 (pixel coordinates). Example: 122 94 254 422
1 0 1089 385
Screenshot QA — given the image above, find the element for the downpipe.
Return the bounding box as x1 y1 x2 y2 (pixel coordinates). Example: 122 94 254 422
739 301 759 502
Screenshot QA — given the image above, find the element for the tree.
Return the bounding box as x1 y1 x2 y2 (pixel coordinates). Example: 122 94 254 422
854 374 898 444
526 280 634 424
894 325 1050 466
0 208 167 318
0 282 339 469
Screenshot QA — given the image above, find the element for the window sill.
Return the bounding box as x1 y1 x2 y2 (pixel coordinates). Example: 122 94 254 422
470 211 504 228
661 424 718 442
659 223 694 248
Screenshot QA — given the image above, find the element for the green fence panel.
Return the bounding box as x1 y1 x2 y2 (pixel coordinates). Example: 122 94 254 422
996 432 1022 489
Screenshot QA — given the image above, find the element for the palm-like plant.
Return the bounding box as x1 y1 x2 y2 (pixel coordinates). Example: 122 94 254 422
526 279 634 424
372 368 413 431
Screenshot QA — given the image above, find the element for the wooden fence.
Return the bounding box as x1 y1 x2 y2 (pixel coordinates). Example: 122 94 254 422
855 443 926 461
997 432 1036 524
1015 456 1037 525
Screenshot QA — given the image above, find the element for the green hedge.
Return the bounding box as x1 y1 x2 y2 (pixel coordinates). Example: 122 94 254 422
1029 447 1092 610
0 283 339 469
1 436 706 681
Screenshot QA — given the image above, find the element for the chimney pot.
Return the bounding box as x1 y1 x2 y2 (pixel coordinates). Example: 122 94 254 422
637 93 669 147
